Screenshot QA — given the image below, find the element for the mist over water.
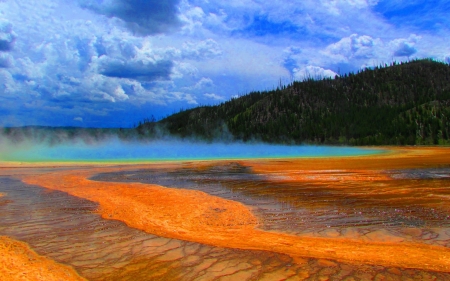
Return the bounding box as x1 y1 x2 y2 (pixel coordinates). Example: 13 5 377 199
0 137 383 162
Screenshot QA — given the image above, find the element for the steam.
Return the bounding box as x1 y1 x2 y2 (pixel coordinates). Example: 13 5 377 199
0 127 383 163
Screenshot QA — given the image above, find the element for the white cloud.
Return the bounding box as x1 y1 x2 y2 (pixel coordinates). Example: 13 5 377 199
193 77 214 89
0 0 199 112
182 0 388 40
182 39 222 59
324 34 384 63
74 116 83 122
0 69 14 95
171 61 199 79
320 33 425 69
204 93 224 100
178 4 207 35
0 52 11 67
293 65 337 81
316 0 376 19
168 91 198 104
390 34 421 58
203 10 228 30
0 0 448 126
0 18 16 51
113 85 129 101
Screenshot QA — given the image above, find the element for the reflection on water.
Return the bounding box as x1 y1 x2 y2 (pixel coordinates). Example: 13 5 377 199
389 167 450 179
92 163 450 247
1 176 449 280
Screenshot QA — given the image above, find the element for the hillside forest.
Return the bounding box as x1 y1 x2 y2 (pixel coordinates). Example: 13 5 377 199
138 59 450 145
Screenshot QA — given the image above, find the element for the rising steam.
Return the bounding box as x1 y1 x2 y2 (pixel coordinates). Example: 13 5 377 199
0 127 383 162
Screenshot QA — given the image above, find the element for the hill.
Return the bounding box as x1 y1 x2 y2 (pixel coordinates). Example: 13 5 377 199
139 59 450 145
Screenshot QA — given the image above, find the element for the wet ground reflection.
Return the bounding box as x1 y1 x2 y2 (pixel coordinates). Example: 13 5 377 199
3 177 449 280
92 163 450 247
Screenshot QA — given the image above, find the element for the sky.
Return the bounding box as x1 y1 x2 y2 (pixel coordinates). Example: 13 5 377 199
0 0 449 128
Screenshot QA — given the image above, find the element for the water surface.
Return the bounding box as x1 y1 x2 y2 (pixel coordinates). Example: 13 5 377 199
1 140 383 162
92 163 450 246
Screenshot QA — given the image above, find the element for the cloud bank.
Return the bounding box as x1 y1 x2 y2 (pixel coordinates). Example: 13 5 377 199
0 19 15 52
79 0 182 35
0 0 448 127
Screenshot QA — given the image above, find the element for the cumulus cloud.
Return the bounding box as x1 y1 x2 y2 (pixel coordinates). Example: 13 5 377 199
182 39 222 59
168 91 198 104
195 0 391 44
322 0 375 15
113 86 129 101
0 53 11 68
391 34 420 57
74 117 83 122
170 61 199 79
283 46 302 74
193 77 214 89
324 34 383 62
1 1 187 104
0 0 448 127
79 0 182 35
393 43 416 57
0 19 16 52
293 65 337 81
0 0 201 127
178 4 208 35
204 93 225 100
99 58 173 81
0 69 14 94
321 33 423 70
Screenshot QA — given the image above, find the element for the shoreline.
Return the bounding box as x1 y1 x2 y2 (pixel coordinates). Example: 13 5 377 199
0 145 387 166
0 145 395 168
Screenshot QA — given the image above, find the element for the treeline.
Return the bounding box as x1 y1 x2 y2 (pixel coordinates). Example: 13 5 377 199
139 59 450 145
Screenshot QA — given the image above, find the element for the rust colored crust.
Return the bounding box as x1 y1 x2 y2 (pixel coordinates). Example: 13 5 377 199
20 147 450 273
242 146 450 173
0 236 86 281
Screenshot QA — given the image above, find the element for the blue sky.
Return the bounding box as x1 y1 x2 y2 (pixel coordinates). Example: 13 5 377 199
0 0 449 127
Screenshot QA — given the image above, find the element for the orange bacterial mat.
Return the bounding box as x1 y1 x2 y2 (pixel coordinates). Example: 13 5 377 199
0 146 449 280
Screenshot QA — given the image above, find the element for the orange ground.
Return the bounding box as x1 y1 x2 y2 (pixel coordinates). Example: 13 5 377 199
0 236 86 281
17 146 450 273
243 146 450 173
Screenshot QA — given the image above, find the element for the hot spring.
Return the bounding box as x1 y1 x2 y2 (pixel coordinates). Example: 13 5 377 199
0 139 384 162
2 144 450 280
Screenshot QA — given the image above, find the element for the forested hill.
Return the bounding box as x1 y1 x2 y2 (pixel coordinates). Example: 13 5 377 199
140 59 450 145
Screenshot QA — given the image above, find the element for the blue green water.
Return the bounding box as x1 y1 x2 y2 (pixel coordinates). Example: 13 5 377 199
0 140 384 162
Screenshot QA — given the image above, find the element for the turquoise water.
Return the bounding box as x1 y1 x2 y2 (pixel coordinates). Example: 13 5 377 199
0 139 384 162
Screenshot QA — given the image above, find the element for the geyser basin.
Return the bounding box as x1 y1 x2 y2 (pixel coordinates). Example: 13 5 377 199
5 177 447 280
2 146 450 279
93 163 450 245
0 139 383 162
